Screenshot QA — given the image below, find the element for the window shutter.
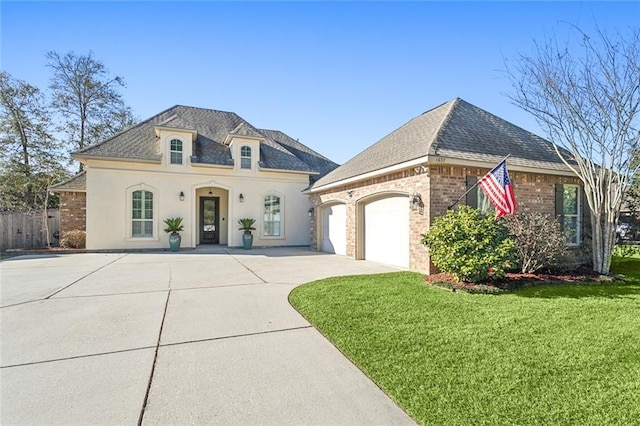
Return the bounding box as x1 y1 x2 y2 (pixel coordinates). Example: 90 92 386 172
555 183 564 232
466 176 478 209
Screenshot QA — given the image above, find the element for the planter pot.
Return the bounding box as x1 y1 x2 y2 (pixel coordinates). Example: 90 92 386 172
169 233 181 252
242 232 253 250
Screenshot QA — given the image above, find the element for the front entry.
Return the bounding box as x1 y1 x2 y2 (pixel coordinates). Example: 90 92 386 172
200 197 220 244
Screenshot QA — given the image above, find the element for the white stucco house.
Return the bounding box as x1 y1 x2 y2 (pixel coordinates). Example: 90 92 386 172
52 105 337 250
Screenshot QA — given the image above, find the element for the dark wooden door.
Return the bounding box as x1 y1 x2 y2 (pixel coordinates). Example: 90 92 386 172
200 197 219 244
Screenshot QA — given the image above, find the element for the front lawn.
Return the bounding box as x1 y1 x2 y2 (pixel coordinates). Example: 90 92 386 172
289 259 640 425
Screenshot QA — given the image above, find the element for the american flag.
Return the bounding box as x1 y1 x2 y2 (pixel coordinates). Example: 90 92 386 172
478 160 516 218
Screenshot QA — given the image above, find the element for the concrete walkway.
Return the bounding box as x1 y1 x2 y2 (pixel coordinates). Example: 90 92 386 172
1 247 415 425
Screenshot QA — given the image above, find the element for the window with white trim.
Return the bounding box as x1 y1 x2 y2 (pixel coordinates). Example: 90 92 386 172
132 190 154 237
562 185 580 245
170 139 183 164
240 146 252 169
264 195 281 236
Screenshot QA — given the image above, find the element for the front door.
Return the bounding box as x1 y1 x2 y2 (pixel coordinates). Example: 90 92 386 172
200 197 219 244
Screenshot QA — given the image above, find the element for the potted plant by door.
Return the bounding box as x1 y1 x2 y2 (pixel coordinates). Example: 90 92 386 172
163 217 184 252
238 218 256 250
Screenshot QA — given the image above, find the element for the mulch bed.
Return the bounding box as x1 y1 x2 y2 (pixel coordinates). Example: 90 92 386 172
425 267 614 293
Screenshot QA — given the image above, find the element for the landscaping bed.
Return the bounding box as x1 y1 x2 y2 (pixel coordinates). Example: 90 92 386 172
426 266 611 293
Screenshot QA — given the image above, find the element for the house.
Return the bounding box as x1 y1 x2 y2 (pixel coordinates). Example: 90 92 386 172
308 98 587 272
52 105 337 250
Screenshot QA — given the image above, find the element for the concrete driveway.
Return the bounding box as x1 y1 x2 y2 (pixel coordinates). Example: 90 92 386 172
1 247 415 425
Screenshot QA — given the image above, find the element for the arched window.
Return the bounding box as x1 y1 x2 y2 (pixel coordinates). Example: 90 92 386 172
264 195 281 236
132 190 154 237
240 146 252 169
170 139 183 164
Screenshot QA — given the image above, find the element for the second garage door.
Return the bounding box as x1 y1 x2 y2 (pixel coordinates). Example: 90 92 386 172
364 195 409 267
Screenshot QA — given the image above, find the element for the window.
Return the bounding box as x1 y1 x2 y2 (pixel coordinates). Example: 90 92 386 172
562 185 580 245
170 139 183 164
132 190 154 237
264 195 281 236
477 189 495 216
240 146 252 169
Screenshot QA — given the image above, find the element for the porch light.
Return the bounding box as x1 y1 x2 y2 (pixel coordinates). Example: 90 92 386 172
179 191 185 201
308 207 314 217
411 193 424 214
239 193 244 202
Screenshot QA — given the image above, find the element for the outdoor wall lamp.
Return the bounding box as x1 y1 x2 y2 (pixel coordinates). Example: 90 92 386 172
179 191 185 201
239 193 244 203
308 207 314 217
411 193 424 214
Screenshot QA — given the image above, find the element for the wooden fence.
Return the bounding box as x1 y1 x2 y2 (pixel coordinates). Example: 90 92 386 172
0 209 60 251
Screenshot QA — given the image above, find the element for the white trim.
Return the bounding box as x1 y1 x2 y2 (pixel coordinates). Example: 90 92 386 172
154 125 197 140
125 184 159 240
73 154 161 164
562 184 582 246
169 138 184 165
240 145 253 170
190 162 235 169
261 191 284 239
258 166 319 175
310 155 578 193
310 156 430 192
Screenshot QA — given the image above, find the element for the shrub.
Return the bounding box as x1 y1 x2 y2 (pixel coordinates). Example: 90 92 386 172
502 212 566 273
421 206 516 282
60 229 86 249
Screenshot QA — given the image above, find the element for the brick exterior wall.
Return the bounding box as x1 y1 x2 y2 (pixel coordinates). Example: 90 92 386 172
58 191 86 235
311 164 581 273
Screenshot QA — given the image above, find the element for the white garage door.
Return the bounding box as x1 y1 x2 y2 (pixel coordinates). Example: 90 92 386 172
364 196 409 267
322 203 347 255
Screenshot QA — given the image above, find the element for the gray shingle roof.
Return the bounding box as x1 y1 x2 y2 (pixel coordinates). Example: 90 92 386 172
259 129 338 179
73 105 337 175
51 171 86 192
313 98 574 188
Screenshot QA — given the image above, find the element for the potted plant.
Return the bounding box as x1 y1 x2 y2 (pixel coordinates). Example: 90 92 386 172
238 218 256 250
163 217 184 252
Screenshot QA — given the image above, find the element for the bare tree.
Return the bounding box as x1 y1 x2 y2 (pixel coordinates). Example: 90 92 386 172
507 26 640 274
47 51 136 170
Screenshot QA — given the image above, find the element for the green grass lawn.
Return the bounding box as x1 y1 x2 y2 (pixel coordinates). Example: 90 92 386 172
289 259 640 425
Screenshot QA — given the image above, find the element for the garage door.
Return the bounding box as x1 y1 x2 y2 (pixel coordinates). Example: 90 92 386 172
322 203 347 255
364 195 409 267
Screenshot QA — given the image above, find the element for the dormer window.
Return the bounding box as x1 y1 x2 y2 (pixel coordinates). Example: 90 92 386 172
170 139 183 164
240 146 252 169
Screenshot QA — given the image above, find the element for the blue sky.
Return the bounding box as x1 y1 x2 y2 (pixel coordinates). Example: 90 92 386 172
2 1 638 164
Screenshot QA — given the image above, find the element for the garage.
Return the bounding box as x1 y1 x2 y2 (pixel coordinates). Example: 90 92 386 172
363 195 409 267
321 203 347 255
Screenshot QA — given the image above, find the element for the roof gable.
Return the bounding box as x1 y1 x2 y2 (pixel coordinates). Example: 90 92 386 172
312 98 574 189
51 171 86 192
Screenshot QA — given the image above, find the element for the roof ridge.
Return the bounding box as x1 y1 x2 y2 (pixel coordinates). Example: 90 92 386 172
174 104 240 116
429 97 461 155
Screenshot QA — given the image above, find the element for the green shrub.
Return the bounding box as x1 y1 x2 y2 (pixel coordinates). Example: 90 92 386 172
421 206 516 282
60 229 86 249
502 212 566 273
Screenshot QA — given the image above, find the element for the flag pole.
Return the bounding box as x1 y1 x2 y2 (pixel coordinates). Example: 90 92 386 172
447 154 511 210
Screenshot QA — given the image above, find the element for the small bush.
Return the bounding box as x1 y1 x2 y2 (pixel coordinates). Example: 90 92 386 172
502 212 566 273
60 229 86 249
421 206 516 282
